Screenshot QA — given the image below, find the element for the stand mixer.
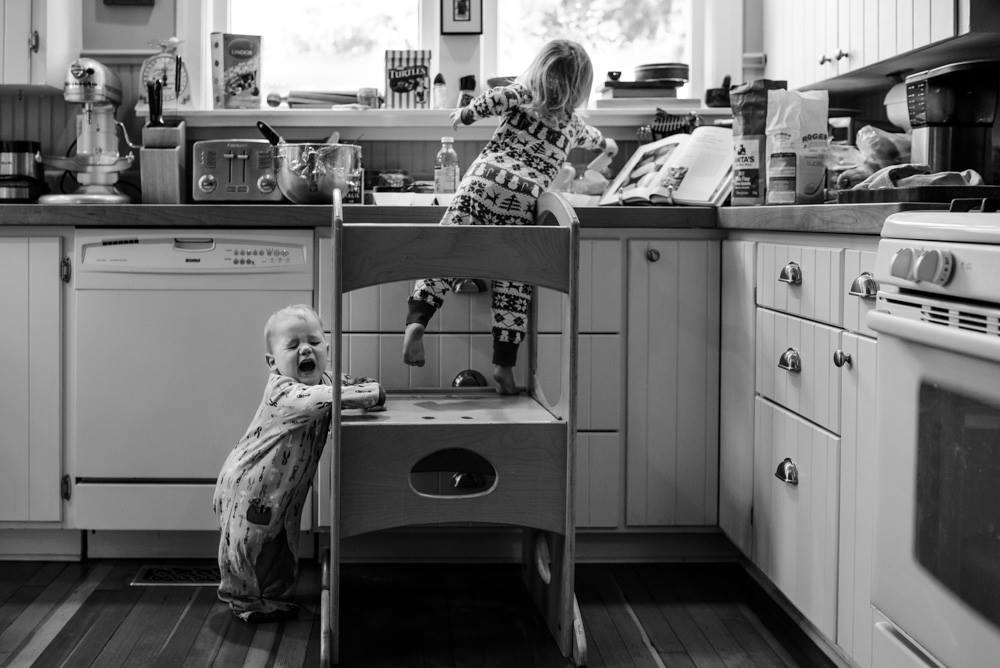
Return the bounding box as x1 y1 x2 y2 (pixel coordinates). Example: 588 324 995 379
37 58 136 204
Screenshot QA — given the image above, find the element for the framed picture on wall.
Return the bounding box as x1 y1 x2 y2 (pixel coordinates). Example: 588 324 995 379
441 0 482 35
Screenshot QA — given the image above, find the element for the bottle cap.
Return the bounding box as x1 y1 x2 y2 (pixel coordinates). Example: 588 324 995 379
442 136 453 143
433 73 446 85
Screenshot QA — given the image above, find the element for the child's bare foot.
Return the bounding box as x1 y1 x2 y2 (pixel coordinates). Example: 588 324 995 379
402 323 426 367
493 365 518 395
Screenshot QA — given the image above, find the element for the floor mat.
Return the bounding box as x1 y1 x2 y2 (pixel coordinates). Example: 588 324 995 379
130 564 221 587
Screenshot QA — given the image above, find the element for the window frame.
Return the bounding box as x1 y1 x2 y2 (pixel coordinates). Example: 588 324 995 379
175 0 737 111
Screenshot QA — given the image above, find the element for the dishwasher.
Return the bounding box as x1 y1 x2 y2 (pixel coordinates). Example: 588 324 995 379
68 229 315 531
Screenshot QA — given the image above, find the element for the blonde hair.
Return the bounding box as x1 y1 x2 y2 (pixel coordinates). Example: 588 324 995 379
516 39 594 122
264 304 323 352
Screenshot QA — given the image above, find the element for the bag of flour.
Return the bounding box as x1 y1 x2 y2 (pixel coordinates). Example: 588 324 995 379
730 79 787 206
765 89 829 204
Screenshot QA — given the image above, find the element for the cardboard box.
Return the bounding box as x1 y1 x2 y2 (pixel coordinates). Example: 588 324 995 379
384 50 431 109
211 33 261 109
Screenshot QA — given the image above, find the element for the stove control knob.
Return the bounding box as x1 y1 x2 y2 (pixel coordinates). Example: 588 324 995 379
890 247 915 279
197 173 217 194
914 249 954 285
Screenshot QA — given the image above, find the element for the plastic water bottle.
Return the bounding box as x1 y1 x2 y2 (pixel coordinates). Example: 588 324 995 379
434 136 460 193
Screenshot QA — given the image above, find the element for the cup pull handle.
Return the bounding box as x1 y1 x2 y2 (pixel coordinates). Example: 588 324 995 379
848 271 878 299
775 458 799 485
778 261 802 285
778 347 801 373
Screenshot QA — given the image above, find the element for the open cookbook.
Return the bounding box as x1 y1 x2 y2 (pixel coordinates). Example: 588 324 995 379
599 125 733 207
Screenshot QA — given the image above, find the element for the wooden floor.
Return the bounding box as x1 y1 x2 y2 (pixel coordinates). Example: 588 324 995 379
0 559 835 667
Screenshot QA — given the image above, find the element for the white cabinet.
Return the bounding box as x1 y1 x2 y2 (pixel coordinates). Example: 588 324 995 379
626 238 720 527
0 235 63 522
0 0 82 89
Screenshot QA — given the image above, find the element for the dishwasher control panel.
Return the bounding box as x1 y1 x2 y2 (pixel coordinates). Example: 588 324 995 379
74 231 313 281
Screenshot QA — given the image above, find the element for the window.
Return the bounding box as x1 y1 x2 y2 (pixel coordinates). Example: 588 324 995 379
230 0 420 93
496 0 691 98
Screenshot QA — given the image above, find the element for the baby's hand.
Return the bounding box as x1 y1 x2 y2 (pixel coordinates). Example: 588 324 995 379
604 137 619 156
449 108 463 131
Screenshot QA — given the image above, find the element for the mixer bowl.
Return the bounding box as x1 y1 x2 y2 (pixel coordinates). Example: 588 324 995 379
274 143 361 204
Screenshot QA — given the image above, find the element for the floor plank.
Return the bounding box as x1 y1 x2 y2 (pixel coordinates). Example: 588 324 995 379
0 558 839 668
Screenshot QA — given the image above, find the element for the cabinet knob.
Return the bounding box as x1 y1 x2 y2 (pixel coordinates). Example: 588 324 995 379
778 347 801 373
819 54 831 65
774 458 799 485
28 30 39 53
848 271 878 299
646 248 660 262
835 49 849 61
833 349 852 368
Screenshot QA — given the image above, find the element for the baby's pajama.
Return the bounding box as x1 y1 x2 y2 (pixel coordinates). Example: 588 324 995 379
213 371 383 621
407 83 606 366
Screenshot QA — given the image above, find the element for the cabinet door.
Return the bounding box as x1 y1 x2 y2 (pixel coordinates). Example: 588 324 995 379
576 432 621 528
837 333 878 668
1 0 32 84
0 236 61 522
753 397 840 639
537 239 622 334
719 240 756 555
626 240 719 526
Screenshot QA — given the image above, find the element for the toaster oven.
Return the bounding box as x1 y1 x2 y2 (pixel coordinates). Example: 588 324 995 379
191 139 283 202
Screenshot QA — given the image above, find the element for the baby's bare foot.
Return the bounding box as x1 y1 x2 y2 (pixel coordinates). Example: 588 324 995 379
493 365 518 395
402 323 426 367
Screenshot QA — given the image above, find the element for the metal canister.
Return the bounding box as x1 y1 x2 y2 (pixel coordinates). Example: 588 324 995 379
0 140 43 181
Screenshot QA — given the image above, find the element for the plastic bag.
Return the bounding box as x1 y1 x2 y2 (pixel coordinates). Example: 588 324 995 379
764 89 829 204
855 125 911 168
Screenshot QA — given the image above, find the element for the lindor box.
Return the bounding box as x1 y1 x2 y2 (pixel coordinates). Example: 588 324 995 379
384 50 431 109
211 33 261 109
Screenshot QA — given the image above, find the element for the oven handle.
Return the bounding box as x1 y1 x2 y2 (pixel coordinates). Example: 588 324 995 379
868 310 1000 363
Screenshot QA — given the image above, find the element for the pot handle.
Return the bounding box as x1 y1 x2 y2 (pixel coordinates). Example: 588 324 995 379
256 120 284 146
332 187 343 224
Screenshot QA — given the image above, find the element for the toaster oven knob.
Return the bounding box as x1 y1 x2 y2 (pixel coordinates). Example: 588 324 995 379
889 247 914 279
257 174 277 194
197 173 218 194
914 249 953 285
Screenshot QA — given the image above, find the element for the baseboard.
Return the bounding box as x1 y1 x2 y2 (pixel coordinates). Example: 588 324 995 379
1 527 740 563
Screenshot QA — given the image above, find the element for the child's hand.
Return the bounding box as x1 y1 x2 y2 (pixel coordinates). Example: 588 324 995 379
449 109 463 131
604 137 619 157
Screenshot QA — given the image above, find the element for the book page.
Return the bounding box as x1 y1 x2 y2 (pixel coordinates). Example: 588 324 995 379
599 134 689 205
649 126 733 206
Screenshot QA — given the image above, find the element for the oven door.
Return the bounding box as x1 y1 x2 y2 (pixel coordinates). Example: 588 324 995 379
869 308 1000 668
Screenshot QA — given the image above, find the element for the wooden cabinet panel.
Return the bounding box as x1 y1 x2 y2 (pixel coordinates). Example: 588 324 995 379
537 239 622 334
837 333 879 668
626 240 719 527
537 334 621 432
1 0 31 84
753 397 840 639
756 242 844 327
719 240 757 556
576 432 621 528
756 308 842 434
0 0 81 88
0 236 61 522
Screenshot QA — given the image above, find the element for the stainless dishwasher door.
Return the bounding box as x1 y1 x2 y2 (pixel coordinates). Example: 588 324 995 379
68 229 315 530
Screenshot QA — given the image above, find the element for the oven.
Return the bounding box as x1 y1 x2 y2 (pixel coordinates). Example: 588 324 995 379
868 204 1000 668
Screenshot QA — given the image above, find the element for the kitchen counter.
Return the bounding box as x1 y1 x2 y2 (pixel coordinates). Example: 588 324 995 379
718 202 950 234
0 204 716 229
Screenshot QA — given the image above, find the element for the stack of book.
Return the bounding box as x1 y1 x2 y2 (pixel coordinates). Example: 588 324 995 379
596 80 692 109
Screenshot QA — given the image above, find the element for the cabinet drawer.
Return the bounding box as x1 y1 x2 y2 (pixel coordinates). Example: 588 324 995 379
756 242 844 327
843 248 878 338
753 397 840 639
756 308 842 434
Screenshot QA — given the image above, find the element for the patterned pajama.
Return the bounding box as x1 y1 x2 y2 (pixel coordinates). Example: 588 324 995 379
213 371 384 621
408 83 607 367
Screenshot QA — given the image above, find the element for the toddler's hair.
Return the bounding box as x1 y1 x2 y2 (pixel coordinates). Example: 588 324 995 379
517 39 594 122
264 304 324 352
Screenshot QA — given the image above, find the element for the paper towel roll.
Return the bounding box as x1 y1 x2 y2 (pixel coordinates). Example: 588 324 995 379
883 83 911 131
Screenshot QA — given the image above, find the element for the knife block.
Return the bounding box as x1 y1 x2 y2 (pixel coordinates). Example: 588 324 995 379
140 121 186 203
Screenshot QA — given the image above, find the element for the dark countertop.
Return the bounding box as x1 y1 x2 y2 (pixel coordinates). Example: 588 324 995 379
0 204 716 229
717 202 951 234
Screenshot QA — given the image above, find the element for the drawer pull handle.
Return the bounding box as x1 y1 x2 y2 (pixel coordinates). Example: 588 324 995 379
848 271 878 299
833 350 853 368
778 347 801 373
778 261 802 285
775 458 799 485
